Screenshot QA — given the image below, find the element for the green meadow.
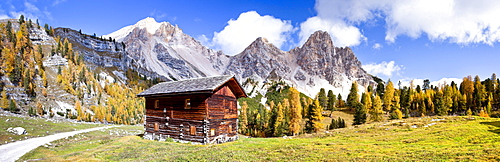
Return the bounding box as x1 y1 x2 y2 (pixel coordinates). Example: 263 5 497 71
19 116 500 161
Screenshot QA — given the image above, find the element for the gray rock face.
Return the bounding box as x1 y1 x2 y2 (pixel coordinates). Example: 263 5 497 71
54 28 128 70
291 31 374 87
119 21 223 81
224 31 375 96
224 37 291 81
60 17 375 97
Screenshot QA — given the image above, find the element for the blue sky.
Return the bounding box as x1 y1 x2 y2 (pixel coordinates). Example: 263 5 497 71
1 0 499 86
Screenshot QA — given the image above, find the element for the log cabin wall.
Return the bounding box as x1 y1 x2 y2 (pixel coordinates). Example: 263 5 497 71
206 85 239 144
138 76 246 144
144 94 211 143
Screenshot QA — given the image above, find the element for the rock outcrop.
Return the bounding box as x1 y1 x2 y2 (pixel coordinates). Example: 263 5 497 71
110 17 223 81
224 31 375 96
60 17 375 97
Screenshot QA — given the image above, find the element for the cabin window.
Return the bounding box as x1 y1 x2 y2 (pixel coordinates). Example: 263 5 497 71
210 129 215 136
154 122 159 132
185 99 191 109
154 100 159 108
190 126 196 136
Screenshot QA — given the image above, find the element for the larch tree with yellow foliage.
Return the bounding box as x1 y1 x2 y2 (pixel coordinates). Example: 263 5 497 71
288 87 302 136
75 100 84 121
273 102 285 136
310 100 324 133
383 80 395 112
370 95 384 122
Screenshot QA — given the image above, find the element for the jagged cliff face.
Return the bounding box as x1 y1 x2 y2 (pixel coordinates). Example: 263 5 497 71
54 28 127 69
224 37 291 80
225 31 375 97
105 17 225 81
60 17 374 97
292 31 373 87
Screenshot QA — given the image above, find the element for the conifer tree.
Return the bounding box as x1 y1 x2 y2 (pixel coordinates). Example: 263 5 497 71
424 91 433 115
473 75 485 111
273 102 285 136
19 15 25 24
329 118 337 130
486 94 492 115
459 94 467 114
361 92 372 111
310 100 324 132
353 103 367 125
460 76 474 109
336 94 344 108
383 80 395 111
8 99 16 112
302 97 312 118
370 95 384 122
338 117 346 128
2 47 15 75
36 101 43 116
347 81 359 109
327 90 336 111
289 87 302 136
443 85 453 115
376 82 385 98
317 88 327 109
75 100 84 121
282 98 290 133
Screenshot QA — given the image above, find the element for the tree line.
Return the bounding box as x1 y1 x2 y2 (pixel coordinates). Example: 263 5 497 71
238 81 345 137
238 74 500 137
350 75 499 125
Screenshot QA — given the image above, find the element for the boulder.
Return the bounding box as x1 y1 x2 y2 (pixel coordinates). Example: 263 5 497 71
7 127 27 135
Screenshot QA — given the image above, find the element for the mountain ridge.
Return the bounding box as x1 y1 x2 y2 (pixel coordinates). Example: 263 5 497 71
90 17 374 97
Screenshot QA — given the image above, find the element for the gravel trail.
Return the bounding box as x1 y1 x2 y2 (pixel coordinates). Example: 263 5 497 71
0 125 118 162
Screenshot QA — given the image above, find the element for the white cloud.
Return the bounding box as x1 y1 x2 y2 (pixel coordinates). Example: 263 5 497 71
0 14 9 19
312 0 500 45
372 43 382 50
6 1 52 21
209 11 295 55
52 0 67 6
299 17 366 47
362 61 403 78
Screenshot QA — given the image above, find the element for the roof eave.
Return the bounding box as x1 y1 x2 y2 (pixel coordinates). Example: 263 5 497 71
137 90 214 98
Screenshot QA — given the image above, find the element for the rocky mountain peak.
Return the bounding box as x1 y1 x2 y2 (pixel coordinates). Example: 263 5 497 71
98 18 375 98
302 30 334 49
255 37 269 43
244 37 277 51
105 17 177 42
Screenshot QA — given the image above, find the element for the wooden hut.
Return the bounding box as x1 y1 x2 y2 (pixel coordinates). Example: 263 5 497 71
137 75 247 144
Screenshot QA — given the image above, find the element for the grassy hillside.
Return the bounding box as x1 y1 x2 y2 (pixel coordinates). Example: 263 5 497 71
20 116 500 161
0 114 103 144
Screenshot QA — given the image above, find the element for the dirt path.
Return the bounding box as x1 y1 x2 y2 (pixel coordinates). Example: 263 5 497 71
0 125 118 162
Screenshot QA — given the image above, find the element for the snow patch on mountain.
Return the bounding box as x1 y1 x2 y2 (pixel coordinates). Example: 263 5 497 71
104 17 169 42
100 18 374 98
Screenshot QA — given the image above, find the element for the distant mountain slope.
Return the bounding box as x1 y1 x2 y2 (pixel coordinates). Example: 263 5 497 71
98 17 376 97
104 17 226 81
224 31 374 97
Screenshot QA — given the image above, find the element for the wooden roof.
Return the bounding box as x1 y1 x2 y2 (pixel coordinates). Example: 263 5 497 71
137 75 247 98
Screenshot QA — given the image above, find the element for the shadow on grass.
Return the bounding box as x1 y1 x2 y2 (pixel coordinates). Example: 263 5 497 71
480 121 500 135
